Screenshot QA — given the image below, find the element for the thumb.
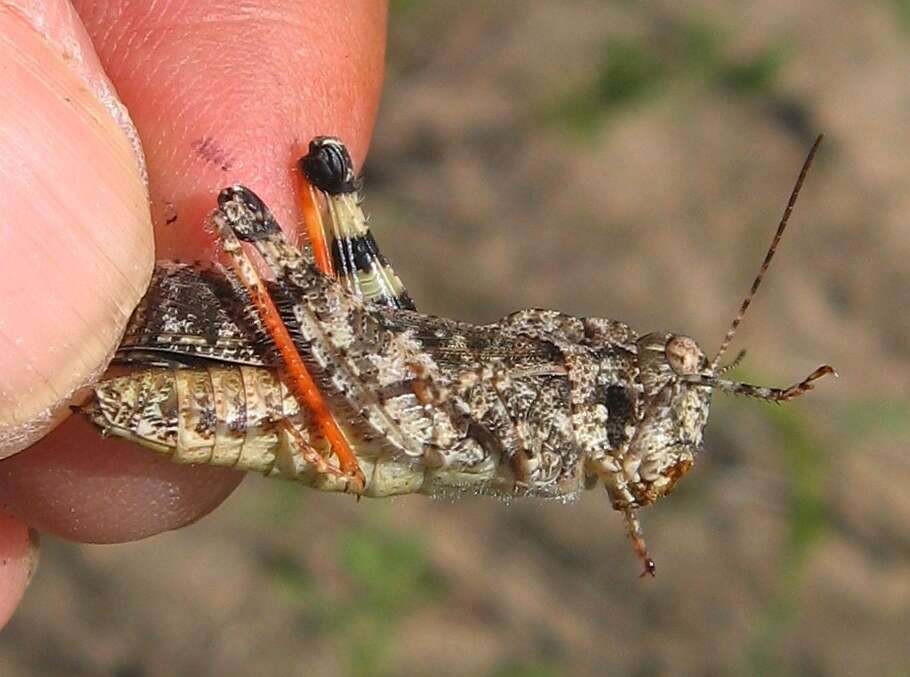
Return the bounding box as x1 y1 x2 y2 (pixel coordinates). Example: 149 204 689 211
0 0 150 631
0 1 153 457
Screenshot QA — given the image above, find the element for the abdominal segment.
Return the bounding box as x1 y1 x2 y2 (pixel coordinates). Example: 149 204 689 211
82 367 427 497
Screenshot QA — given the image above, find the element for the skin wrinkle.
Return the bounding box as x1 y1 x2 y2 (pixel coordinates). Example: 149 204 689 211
38 164 146 324
0 2 148 184
4 248 123 397
55 290 116 374
0 335 54 426
73 195 149 312
0 28 148 304
30 178 138 320
133 38 312 246
114 6 371 147
10 205 130 351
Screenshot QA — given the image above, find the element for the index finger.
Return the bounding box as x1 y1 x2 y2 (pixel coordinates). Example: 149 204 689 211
99 0 387 262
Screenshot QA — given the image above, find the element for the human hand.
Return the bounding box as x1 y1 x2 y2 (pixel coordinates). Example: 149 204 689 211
0 0 387 627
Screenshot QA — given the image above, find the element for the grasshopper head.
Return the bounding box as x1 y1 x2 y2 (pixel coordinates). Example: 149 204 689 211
610 328 833 510
612 332 712 509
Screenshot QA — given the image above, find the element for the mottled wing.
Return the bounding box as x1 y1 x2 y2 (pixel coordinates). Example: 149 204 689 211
374 309 563 375
116 262 278 367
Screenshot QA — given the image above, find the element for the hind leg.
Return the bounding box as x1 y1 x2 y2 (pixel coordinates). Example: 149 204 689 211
214 186 366 493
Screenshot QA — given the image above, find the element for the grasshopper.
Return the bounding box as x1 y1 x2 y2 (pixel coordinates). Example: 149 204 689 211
82 136 835 575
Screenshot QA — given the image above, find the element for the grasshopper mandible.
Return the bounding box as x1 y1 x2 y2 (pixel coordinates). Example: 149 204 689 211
82 135 835 575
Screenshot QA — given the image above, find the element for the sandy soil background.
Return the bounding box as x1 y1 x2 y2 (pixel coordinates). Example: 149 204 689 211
3 2 909 675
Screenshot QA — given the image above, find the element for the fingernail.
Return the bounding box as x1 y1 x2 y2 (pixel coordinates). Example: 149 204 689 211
0 1 147 183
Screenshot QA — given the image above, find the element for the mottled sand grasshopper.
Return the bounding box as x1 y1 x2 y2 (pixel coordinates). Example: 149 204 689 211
82 136 834 575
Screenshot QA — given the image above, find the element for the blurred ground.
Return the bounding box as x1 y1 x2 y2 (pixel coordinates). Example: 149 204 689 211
4 2 910 675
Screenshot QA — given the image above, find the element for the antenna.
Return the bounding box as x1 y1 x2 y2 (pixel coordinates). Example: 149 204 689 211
710 134 824 373
682 364 836 403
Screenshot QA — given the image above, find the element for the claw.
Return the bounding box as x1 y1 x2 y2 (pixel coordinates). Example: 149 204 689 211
624 509 657 578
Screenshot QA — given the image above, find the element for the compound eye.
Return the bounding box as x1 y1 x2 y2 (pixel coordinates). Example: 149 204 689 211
665 335 703 375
